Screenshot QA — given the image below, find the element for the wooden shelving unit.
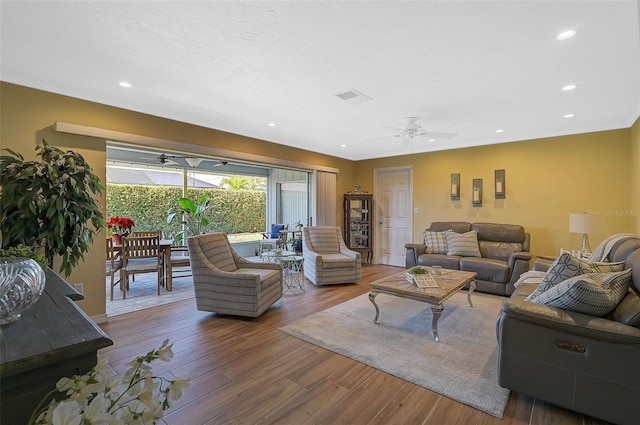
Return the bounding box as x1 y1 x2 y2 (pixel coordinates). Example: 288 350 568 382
343 192 373 264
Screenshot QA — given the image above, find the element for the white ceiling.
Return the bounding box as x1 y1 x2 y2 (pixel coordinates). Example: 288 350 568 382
1 1 639 161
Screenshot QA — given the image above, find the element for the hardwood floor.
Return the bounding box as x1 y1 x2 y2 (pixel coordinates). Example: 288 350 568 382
98 264 609 425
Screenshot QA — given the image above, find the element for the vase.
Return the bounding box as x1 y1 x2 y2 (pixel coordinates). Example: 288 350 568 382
0 257 46 325
112 233 128 245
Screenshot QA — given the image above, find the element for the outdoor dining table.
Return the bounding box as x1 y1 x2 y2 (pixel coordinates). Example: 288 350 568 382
112 239 176 292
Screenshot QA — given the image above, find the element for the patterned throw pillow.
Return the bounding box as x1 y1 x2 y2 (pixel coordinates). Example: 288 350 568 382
525 253 625 301
446 230 481 257
422 230 449 254
531 269 632 316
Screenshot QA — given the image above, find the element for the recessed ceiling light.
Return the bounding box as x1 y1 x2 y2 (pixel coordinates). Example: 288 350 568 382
496 129 504 133
562 84 577 91
556 30 576 40
427 138 436 142
563 113 575 118
340 144 347 148
118 81 132 88
268 122 276 127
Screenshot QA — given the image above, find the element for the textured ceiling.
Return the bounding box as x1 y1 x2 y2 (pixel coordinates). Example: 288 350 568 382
1 1 639 160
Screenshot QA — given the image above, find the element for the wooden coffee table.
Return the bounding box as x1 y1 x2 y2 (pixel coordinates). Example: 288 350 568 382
369 267 477 341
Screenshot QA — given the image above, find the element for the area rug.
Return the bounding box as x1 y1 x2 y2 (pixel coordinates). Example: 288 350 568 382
279 291 509 418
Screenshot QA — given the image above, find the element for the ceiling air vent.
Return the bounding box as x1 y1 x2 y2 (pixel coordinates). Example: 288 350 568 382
335 89 373 105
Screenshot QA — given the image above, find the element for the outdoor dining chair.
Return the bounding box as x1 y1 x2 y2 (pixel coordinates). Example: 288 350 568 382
106 237 122 301
120 235 164 298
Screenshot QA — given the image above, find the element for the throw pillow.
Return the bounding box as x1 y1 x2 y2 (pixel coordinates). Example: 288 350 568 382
531 269 632 316
446 230 481 257
525 253 625 302
270 224 285 238
422 230 449 254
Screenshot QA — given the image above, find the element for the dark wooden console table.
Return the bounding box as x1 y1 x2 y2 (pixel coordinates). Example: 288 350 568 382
0 269 113 424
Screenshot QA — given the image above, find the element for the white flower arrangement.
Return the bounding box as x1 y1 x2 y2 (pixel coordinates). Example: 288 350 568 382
28 339 190 425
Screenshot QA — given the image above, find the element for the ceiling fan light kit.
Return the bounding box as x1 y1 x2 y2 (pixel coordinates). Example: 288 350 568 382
185 158 203 168
380 117 457 145
157 153 227 168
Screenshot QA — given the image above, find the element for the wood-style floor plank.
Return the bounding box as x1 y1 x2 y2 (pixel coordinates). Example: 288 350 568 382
99 264 605 425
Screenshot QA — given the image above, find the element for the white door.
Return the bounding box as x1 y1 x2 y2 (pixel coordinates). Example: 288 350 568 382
375 167 412 266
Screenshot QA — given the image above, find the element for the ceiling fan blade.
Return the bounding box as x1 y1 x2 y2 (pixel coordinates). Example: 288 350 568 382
415 132 457 140
361 135 399 143
383 126 405 132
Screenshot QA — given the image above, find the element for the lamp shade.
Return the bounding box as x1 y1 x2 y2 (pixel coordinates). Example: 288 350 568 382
569 213 600 233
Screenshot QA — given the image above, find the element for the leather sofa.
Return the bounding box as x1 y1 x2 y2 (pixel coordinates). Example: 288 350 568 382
405 222 531 296
496 238 640 425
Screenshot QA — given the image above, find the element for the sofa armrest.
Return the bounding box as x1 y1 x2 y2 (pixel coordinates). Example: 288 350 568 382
339 246 360 260
501 299 640 343
303 249 321 264
507 251 532 268
405 243 426 268
506 252 532 285
532 255 555 272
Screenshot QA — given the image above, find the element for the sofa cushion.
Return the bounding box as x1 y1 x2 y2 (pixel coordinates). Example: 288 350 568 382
446 230 481 257
270 224 285 238
417 253 461 269
422 230 449 254
320 253 356 269
611 292 640 328
235 267 281 284
525 253 625 301
472 222 525 243
459 257 509 283
429 221 471 233
308 227 340 254
478 241 524 262
531 270 632 316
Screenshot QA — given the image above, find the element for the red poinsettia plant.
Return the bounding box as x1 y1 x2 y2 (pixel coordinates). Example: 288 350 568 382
106 216 135 236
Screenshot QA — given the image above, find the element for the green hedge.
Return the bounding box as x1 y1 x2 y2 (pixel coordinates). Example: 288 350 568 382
106 184 266 239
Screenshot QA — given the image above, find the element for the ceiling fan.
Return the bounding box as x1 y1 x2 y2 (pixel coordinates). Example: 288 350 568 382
157 153 228 168
383 117 457 146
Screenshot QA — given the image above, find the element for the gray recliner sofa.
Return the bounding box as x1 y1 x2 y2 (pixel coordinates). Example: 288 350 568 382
405 222 531 296
496 238 640 425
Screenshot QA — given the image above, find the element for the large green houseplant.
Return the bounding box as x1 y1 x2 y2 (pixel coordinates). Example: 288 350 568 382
166 194 211 244
0 140 104 276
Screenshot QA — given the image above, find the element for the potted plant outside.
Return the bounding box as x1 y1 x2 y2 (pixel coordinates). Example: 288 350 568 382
0 140 104 276
166 195 211 244
106 216 135 244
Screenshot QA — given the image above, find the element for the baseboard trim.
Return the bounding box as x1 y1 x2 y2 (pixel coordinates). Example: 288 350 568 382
91 313 108 324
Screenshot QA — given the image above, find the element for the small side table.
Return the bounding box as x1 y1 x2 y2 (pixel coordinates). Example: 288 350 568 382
279 255 305 295
260 250 296 263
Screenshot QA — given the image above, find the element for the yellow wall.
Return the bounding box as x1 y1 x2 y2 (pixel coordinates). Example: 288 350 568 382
630 116 640 232
354 129 634 259
2 81 639 319
0 82 355 319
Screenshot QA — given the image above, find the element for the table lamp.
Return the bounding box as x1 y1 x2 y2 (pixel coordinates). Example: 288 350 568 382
569 213 600 254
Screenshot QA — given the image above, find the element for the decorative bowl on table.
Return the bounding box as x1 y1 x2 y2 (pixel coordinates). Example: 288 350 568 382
0 257 46 325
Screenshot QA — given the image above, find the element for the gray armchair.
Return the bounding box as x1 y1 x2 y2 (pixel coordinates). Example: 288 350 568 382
187 232 282 317
302 226 361 285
